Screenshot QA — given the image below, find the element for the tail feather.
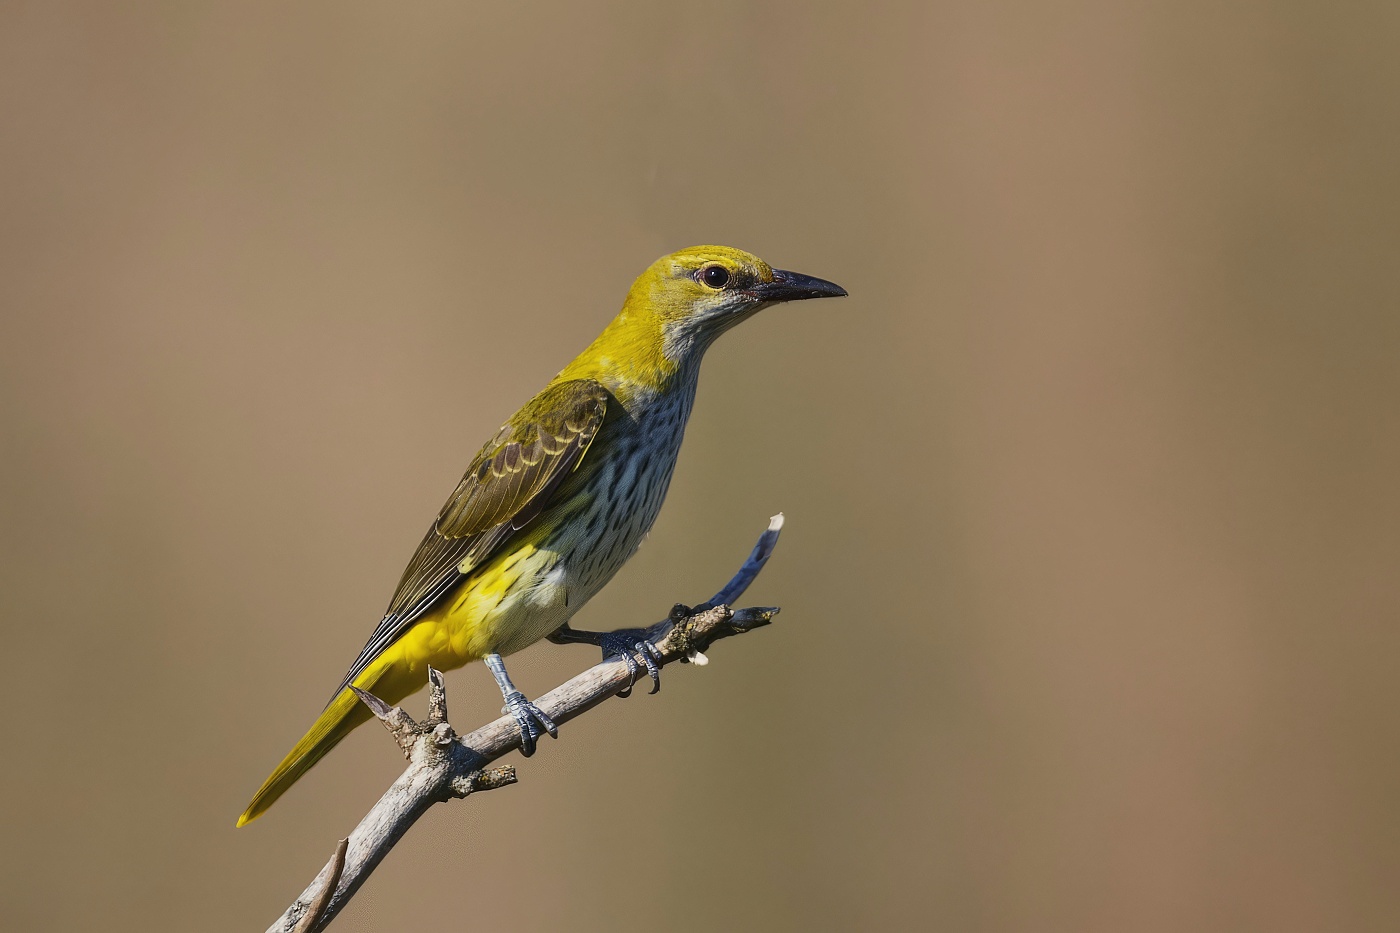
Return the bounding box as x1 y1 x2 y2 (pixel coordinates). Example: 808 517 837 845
237 683 376 827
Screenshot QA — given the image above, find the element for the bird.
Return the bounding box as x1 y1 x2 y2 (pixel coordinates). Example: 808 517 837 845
238 245 846 826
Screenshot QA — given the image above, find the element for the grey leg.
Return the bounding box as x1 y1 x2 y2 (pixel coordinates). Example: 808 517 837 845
484 652 558 756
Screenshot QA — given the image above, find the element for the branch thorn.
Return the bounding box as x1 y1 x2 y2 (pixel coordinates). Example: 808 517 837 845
349 686 392 721
291 837 347 933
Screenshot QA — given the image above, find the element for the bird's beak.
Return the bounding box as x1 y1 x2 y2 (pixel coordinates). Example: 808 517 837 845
749 268 848 303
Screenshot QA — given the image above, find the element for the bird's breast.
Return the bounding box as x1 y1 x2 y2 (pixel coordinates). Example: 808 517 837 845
448 385 696 658
547 386 694 597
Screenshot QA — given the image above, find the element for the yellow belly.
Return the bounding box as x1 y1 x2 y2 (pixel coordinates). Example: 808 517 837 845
383 541 571 678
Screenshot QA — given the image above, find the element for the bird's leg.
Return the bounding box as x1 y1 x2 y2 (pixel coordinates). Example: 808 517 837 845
547 622 663 697
483 653 557 757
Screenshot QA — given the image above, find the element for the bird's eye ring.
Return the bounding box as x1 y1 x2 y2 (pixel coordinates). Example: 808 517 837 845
699 265 730 289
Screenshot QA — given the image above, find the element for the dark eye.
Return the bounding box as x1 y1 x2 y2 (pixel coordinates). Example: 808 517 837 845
700 265 730 289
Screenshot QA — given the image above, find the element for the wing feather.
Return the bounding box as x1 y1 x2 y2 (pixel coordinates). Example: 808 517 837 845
331 379 610 698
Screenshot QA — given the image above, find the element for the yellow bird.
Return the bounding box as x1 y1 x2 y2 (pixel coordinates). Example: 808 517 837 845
239 245 846 825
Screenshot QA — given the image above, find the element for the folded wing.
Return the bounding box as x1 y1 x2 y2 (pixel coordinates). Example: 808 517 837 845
331 379 611 698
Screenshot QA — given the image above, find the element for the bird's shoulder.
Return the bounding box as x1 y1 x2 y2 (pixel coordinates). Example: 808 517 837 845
434 378 612 541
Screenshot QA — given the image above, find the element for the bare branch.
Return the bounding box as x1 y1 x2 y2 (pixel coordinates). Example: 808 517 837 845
290 838 346 933
702 511 784 609
265 515 786 933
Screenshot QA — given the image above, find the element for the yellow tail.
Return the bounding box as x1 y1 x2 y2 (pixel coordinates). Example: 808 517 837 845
238 660 421 826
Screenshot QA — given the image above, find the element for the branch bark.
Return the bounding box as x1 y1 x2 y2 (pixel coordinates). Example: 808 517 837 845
266 514 786 933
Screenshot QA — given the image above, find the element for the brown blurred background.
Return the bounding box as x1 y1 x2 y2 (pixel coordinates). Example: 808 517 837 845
3 2 1399 930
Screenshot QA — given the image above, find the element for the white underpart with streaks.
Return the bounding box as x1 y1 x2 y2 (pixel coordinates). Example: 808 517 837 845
483 363 700 656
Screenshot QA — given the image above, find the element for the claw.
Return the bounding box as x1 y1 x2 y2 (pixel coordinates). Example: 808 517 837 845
638 641 663 694
598 629 662 696
502 690 557 757
614 647 640 698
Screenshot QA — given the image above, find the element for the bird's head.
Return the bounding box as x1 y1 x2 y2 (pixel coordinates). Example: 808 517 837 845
627 246 848 360
565 245 846 395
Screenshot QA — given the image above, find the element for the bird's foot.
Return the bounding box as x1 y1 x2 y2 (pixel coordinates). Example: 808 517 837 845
597 629 664 697
500 690 557 757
